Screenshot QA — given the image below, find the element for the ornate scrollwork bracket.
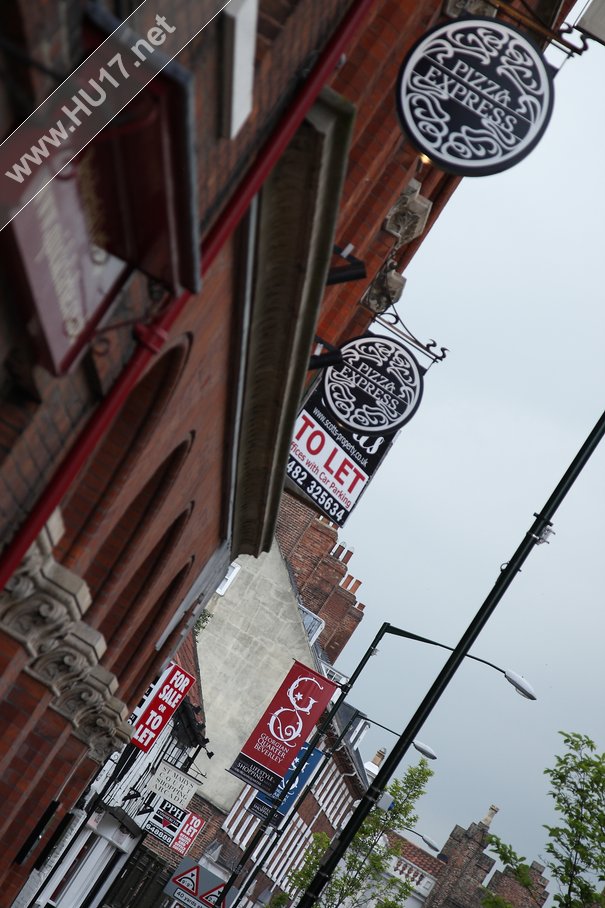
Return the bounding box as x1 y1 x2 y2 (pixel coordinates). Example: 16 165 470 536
1 511 131 763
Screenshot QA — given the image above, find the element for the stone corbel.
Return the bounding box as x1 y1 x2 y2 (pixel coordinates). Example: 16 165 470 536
28 622 107 696
360 261 407 315
1 511 131 763
0 510 91 657
55 664 132 763
383 179 432 248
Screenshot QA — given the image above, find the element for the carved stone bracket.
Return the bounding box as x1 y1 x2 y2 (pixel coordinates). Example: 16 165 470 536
55 664 132 763
28 622 107 695
1 511 131 764
383 179 432 248
1 510 91 657
360 261 407 315
444 0 497 18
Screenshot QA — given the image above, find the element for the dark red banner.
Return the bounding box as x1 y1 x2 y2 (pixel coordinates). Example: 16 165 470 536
132 663 196 752
228 661 338 794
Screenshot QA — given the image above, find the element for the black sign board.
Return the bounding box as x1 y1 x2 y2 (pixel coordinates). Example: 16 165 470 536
287 335 426 526
287 387 396 527
396 17 555 176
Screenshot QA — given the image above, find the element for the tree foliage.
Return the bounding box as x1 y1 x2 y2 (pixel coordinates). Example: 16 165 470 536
543 732 605 908
484 732 605 908
483 835 537 908
287 759 434 908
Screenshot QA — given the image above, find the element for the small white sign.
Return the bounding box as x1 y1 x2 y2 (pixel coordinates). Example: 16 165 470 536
148 760 198 808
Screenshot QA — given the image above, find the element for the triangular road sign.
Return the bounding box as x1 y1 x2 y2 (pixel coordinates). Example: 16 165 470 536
173 865 200 894
199 883 226 906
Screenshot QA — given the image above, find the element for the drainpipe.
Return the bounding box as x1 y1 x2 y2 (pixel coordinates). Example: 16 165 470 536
0 0 375 590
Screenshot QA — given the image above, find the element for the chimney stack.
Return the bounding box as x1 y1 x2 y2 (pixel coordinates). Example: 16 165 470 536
480 805 499 827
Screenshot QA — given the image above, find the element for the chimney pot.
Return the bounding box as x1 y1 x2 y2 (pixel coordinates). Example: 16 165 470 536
372 747 387 766
342 548 354 564
480 805 499 827
350 578 361 595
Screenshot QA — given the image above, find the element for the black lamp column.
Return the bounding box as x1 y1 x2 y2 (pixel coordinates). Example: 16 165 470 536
296 405 605 908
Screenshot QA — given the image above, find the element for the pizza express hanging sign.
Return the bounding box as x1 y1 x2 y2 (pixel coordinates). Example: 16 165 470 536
323 335 424 435
396 17 555 177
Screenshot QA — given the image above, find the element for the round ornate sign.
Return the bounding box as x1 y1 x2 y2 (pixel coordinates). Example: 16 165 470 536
396 17 555 177
323 335 424 435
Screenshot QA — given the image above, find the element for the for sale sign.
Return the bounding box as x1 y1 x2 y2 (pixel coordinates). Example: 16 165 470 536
132 663 196 752
228 662 337 795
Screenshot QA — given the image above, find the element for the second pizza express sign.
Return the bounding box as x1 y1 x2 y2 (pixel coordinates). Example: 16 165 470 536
287 334 423 526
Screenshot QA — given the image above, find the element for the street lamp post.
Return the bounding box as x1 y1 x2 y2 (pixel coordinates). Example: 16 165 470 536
295 403 605 908
229 708 441 908
223 629 533 907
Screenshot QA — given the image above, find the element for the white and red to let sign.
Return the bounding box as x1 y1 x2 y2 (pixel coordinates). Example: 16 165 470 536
131 663 196 752
145 798 204 855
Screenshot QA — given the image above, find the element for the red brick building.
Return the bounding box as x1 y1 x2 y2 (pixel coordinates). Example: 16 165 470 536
0 0 572 904
422 808 549 908
276 495 365 663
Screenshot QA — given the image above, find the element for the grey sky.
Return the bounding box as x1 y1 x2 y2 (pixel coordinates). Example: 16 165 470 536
333 8 605 877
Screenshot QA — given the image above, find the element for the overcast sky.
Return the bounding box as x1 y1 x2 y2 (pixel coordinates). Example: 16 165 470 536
333 6 605 881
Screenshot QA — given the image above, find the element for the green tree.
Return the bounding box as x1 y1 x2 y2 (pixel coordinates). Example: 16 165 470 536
484 732 605 908
287 759 434 908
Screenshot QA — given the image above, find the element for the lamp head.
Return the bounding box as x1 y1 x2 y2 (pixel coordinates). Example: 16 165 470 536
420 834 440 852
413 740 437 760
504 670 536 700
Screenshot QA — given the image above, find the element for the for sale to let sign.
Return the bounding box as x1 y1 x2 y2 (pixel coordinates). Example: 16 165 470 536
131 663 195 752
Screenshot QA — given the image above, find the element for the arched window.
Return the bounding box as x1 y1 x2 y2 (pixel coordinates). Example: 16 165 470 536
116 558 195 704
84 440 194 623
57 338 190 572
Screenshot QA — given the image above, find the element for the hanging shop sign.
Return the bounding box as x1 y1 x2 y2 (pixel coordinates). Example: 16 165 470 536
396 17 555 176
148 761 198 809
131 662 196 753
286 334 423 526
228 662 337 795
144 798 205 855
322 334 424 434
164 861 239 908
248 743 324 825
1 28 199 377
0 163 128 376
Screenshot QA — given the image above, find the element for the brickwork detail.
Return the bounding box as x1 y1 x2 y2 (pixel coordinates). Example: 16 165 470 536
423 816 549 908
275 493 364 659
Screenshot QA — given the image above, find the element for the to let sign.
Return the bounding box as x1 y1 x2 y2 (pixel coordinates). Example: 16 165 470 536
132 663 195 752
287 334 420 526
396 17 555 176
144 799 204 855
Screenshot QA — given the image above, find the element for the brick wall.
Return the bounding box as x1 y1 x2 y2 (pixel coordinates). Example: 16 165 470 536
488 862 549 908
423 817 549 908
275 492 365 659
